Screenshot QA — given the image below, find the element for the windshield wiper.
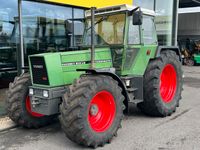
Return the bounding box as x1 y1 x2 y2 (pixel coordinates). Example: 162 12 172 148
0 20 15 24
86 16 108 31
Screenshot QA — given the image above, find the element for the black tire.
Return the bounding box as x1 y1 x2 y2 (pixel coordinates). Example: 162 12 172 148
6 73 56 128
138 51 183 117
59 75 125 148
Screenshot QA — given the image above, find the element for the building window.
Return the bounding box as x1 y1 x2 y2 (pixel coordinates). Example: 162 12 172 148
142 16 157 45
0 0 18 88
21 1 85 66
155 0 174 46
0 0 18 115
73 8 85 47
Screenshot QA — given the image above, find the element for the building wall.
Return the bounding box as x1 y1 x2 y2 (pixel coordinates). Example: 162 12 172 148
178 13 200 38
47 0 132 8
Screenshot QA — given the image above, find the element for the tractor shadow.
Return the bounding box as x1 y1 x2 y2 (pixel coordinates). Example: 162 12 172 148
124 103 153 119
7 122 89 150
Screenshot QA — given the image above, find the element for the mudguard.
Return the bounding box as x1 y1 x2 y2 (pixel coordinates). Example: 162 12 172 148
155 46 182 61
77 68 129 113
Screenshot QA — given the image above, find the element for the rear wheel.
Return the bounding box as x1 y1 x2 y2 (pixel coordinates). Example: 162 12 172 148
6 73 56 128
59 75 125 148
138 51 183 117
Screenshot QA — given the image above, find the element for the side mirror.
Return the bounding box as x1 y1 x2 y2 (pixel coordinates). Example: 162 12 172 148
133 10 143 25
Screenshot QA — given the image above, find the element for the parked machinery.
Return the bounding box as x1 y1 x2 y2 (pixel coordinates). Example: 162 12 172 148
179 38 200 66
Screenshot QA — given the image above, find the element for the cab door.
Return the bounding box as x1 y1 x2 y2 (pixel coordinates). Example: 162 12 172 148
140 15 158 70
122 16 142 76
123 15 158 76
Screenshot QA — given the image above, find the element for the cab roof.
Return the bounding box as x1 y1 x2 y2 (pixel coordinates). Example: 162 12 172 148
85 4 156 17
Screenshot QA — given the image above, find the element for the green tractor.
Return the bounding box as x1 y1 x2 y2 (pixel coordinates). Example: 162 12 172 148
6 5 183 148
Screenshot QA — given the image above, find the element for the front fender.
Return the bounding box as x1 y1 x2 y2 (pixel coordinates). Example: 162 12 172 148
77 68 129 113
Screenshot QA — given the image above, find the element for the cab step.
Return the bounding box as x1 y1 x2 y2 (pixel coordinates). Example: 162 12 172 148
127 88 137 93
129 99 143 104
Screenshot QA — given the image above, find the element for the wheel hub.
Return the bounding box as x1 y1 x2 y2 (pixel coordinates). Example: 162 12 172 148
88 91 116 133
89 104 99 116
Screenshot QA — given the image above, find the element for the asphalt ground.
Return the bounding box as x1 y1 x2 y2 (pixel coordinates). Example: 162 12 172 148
0 66 200 150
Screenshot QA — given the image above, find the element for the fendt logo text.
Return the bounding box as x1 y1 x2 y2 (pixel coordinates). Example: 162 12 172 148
33 65 43 69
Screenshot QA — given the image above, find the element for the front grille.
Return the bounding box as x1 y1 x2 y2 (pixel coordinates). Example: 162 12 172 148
30 57 49 85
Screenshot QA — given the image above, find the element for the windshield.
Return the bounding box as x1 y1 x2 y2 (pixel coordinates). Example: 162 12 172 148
83 13 126 46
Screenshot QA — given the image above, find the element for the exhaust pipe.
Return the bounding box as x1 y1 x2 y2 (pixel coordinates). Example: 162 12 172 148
90 7 96 69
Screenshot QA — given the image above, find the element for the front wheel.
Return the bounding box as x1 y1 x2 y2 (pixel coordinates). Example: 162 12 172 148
138 51 183 117
6 73 56 128
59 75 125 148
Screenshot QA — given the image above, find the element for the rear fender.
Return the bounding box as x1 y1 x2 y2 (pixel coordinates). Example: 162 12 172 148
155 46 182 62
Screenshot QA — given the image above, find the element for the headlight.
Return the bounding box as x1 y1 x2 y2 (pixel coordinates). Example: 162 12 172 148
29 88 34 95
125 80 131 87
43 90 49 98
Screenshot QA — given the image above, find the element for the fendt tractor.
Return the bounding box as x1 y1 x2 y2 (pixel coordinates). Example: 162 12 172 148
6 5 183 148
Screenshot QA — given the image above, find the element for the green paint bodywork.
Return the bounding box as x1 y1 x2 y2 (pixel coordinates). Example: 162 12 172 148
121 45 157 76
29 11 158 88
29 48 112 87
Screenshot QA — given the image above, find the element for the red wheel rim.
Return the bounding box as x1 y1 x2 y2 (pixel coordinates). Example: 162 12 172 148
25 96 44 117
160 64 177 103
88 91 116 133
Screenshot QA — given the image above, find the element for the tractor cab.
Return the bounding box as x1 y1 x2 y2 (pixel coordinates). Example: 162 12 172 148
81 5 157 75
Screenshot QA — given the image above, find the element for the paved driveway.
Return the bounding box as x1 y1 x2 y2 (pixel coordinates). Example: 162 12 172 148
0 66 200 150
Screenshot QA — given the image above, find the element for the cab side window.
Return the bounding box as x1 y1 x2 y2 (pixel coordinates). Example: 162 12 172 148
142 16 157 45
128 18 140 45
